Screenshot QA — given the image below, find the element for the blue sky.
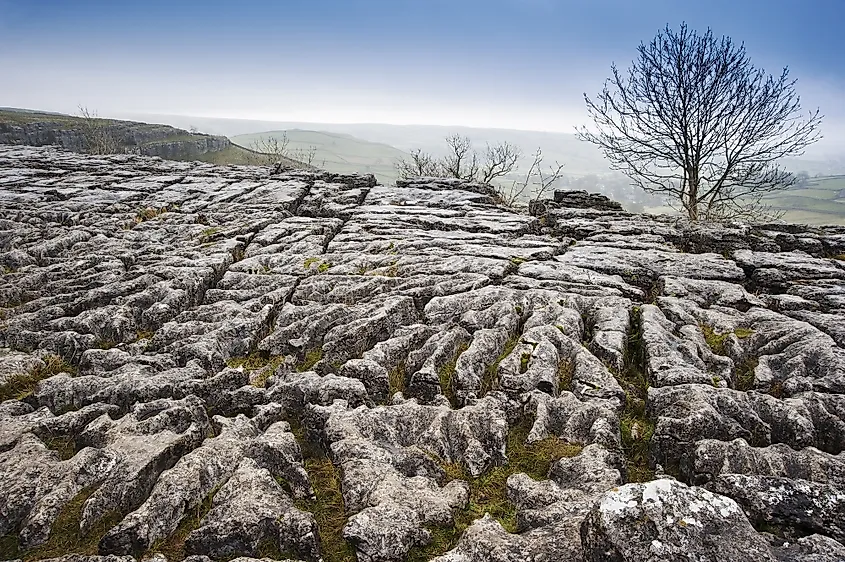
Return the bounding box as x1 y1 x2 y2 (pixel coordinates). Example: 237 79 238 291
1 0 843 140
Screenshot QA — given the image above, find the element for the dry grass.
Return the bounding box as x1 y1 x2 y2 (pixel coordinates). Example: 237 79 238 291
0 354 76 402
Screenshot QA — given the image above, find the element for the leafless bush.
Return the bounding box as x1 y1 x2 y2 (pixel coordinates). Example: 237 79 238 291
77 106 120 155
497 148 565 207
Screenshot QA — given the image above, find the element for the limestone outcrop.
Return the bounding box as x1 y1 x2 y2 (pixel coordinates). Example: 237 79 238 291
0 145 844 562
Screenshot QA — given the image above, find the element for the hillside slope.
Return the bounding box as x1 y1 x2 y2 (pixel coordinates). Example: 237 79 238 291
233 129 410 184
0 108 303 168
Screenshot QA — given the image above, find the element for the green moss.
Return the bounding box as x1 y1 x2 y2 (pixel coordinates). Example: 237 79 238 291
733 327 755 339
438 343 469 408
701 324 727 355
480 336 518 396
702 325 754 355
0 487 123 561
317 262 331 274
149 489 216 561
303 257 320 269
297 348 323 372
410 419 581 560
94 339 117 350
0 355 76 402
509 256 526 266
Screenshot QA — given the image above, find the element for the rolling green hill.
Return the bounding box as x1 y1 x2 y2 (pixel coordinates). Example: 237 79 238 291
232 129 411 184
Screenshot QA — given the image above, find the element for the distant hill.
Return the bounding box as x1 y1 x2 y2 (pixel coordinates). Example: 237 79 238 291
232 129 411 184
0 108 303 168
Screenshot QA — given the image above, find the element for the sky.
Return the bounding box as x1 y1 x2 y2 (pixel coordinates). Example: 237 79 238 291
1 0 843 147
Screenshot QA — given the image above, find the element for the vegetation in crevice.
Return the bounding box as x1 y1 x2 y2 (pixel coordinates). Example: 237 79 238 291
134 330 155 342
226 352 286 387
199 227 220 243
0 487 123 561
518 351 531 374
387 362 407 399
0 354 76 402
94 339 117 350
735 357 759 392
133 206 169 226
480 336 518 397
558 358 574 392
700 324 754 356
409 417 582 560
438 343 469 408
700 324 758 391
285 418 356 562
148 488 217 561
41 434 77 460
296 348 323 373
615 306 655 483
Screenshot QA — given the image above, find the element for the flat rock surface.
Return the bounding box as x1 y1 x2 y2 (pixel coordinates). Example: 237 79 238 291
0 145 844 561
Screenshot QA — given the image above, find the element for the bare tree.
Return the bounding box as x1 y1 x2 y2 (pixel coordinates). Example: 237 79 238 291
250 134 291 166
395 148 443 178
77 106 120 155
480 141 521 184
442 135 479 180
291 145 319 167
395 136 520 184
248 133 319 169
576 23 822 222
498 148 565 207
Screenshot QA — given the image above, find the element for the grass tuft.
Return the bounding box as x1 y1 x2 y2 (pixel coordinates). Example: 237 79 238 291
0 355 76 402
388 363 407 399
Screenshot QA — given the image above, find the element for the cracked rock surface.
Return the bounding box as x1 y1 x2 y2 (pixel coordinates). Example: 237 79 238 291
1 145 844 561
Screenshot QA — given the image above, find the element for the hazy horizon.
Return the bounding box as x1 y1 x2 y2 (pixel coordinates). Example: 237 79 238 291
2 0 844 150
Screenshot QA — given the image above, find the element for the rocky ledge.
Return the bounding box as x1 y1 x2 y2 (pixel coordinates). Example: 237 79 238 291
1 145 844 562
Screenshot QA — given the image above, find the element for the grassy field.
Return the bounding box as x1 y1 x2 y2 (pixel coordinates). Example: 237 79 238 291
643 175 845 226
232 130 410 184
762 175 845 225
